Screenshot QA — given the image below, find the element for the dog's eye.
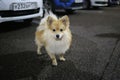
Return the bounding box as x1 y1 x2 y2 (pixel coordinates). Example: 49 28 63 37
60 29 63 32
53 29 56 32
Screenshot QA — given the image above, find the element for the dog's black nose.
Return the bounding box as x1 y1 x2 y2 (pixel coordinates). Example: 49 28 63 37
56 34 59 38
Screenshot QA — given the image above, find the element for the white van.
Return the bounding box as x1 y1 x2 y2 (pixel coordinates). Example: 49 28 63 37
83 0 108 9
0 0 43 23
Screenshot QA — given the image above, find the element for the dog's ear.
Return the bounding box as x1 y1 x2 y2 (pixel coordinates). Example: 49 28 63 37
59 15 69 27
47 16 54 26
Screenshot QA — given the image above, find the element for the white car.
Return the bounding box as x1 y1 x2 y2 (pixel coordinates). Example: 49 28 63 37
0 0 43 23
83 0 108 9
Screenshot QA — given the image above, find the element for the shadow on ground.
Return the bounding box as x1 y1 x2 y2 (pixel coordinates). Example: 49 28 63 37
0 51 48 80
83 7 103 10
0 22 38 33
96 33 120 38
95 33 120 44
55 11 77 17
0 51 99 80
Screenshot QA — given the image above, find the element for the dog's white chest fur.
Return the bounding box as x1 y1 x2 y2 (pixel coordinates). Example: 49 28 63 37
45 37 70 54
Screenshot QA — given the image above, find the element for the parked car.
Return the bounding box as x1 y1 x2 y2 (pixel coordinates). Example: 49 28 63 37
0 0 43 23
83 0 108 9
43 0 83 13
108 0 120 6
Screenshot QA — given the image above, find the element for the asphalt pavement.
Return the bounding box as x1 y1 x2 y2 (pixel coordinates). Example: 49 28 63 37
0 6 120 80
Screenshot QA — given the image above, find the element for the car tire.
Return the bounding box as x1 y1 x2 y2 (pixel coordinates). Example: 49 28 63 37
43 0 55 13
117 0 120 5
108 0 111 6
83 0 91 9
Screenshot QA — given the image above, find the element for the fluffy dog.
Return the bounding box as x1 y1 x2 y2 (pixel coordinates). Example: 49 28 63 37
35 11 72 66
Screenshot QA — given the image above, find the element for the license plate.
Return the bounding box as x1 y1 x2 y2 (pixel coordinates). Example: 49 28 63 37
75 0 83 3
12 2 37 11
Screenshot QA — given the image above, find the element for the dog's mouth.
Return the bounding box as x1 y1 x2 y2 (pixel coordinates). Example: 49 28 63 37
55 36 63 41
55 38 62 41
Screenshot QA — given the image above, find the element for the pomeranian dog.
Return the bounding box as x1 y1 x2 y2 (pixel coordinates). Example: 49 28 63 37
35 11 72 66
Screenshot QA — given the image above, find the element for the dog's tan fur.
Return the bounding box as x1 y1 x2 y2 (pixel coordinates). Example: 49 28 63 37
35 13 72 66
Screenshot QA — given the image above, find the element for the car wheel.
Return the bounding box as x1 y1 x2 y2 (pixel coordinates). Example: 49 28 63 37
108 0 111 6
83 0 91 9
43 0 55 13
117 0 120 5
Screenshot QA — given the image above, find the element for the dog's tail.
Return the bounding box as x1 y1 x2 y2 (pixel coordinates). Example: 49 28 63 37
44 9 57 18
39 9 50 25
43 9 49 18
37 9 52 31
48 10 58 20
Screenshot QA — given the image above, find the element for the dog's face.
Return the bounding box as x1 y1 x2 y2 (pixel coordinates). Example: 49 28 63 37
46 15 70 41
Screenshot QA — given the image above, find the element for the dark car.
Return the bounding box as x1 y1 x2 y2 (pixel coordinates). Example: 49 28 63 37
43 0 83 13
108 0 120 6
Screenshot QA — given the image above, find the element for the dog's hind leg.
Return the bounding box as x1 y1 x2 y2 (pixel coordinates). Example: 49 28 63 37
59 54 66 61
37 45 42 55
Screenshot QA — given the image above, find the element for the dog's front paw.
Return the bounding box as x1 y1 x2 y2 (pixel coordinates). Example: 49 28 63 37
37 51 42 55
52 60 58 66
60 57 66 61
